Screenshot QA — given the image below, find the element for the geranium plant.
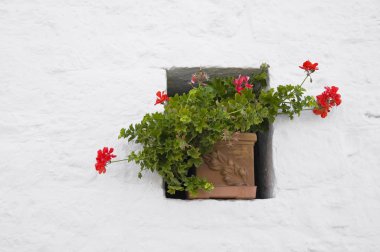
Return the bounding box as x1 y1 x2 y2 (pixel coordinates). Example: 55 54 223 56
95 61 341 195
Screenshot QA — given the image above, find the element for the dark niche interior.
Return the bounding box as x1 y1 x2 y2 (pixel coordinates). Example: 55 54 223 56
165 67 275 199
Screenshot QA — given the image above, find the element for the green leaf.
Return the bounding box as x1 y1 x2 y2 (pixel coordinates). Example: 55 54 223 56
187 147 200 159
118 128 126 139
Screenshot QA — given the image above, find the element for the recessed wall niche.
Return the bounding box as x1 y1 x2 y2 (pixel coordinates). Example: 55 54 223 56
165 67 275 199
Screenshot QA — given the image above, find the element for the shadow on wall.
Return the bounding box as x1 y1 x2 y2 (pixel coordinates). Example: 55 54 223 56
166 67 275 199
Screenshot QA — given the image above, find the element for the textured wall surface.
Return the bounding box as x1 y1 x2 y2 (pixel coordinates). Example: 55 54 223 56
1 0 380 251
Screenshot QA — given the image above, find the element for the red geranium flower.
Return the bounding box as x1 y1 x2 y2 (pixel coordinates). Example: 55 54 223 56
233 75 253 94
299 60 319 72
190 70 209 85
325 86 341 106
191 74 197 84
233 75 249 86
95 147 116 174
235 84 244 94
313 106 329 118
245 83 253 89
313 86 342 118
154 91 169 105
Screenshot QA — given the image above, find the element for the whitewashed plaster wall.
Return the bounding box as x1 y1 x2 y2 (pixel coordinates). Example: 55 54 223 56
1 0 380 251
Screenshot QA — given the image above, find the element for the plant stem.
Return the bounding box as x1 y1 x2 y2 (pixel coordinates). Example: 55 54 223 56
110 158 129 164
277 107 314 115
228 109 243 115
300 74 309 86
186 92 191 105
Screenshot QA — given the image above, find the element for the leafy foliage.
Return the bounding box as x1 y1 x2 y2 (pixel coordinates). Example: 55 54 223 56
119 64 316 194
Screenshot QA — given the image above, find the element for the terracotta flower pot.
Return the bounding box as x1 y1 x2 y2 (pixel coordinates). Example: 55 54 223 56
189 133 257 199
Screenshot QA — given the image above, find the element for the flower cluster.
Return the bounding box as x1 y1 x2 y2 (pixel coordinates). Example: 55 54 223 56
313 86 342 118
191 69 209 85
154 91 169 105
233 75 253 94
95 147 116 174
299 60 319 73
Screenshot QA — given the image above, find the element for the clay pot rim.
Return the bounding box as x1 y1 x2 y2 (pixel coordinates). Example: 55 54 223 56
216 132 257 145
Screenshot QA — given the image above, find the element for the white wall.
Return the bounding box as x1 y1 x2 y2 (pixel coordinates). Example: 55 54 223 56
1 0 380 251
